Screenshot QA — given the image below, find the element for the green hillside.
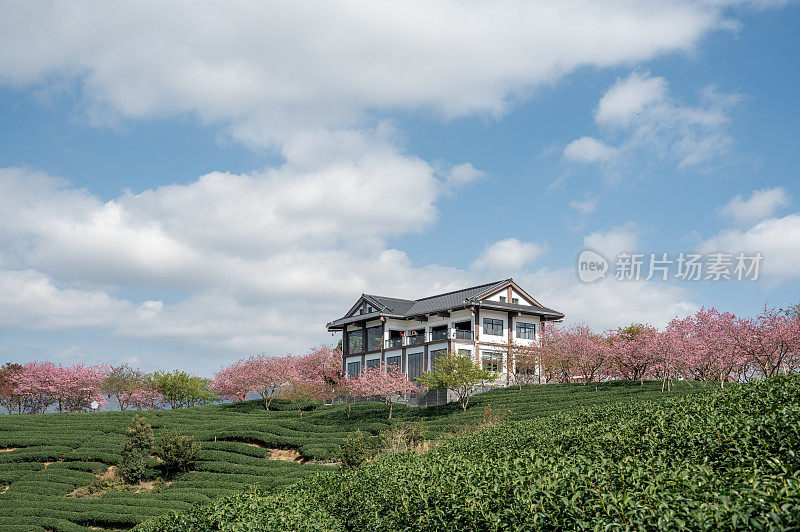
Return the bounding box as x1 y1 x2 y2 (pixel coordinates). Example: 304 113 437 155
0 382 709 531
139 376 800 531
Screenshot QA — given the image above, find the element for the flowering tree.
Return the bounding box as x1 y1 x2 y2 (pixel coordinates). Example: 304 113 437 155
505 342 541 389
537 325 573 383
58 364 108 412
606 324 656 384
563 324 606 385
735 305 800 379
356 366 417 419
0 363 24 414
104 364 147 411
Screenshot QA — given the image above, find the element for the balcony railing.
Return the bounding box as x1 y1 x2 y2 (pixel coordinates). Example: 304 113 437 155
454 329 473 340
386 338 402 348
431 329 448 341
407 335 425 346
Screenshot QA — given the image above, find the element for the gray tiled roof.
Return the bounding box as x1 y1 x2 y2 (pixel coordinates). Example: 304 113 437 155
327 278 563 328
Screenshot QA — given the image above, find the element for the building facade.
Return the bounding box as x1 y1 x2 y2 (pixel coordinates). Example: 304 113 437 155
326 279 564 384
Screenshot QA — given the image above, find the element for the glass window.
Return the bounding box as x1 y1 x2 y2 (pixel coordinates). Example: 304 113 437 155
430 349 446 371
366 326 382 352
512 298 519 305
499 296 506 302
481 351 501 373
347 361 361 378
483 318 503 336
366 358 380 369
516 322 536 340
386 356 401 368
407 352 424 381
347 329 363 354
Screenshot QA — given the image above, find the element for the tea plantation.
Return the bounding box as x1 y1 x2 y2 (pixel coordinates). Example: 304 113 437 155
0 381 708 530
140 376 800 531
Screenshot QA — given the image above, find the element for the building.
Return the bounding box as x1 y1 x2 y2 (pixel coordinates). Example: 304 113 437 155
326 279 564 385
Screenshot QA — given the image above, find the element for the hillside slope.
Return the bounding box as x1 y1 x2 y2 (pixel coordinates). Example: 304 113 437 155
0 382 707 531
139 377 800 531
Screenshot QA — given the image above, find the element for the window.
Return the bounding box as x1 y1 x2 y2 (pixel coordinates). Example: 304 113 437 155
516 322 536 340
347 361 361 378
366 358 380 369
347 329 363 354
454 321 472 339
366 326 382 351
457 349 472 357
481 351 501 373
512 298 519 305
407 352 424 381
499 296 506 302
483 318 503 336
430 349 446 371
386 355 401 368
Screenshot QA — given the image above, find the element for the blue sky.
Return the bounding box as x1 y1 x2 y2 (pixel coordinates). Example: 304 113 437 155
0 1 798 376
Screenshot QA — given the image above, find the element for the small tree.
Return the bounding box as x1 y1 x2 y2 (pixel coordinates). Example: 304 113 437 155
356 366 417 419
417 351 494 411
118 414 154 484
104 364 145 411
157 431 199 475
339 430 369 469
151 370 218 409
0 363 24 414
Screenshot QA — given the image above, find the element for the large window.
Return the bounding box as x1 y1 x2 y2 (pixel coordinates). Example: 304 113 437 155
481 351 501 373
407 352 424 381
366 326 382 352
430 349 446 371
347 361 361 378
366 358 380 369
516 322 536 340
483 318 503 336
347 329 363 354
386 355 401 368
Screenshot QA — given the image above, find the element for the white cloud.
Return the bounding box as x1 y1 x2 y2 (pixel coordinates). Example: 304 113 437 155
563 137 618 163
442 163 486 188
583 224 640 259
471 239 548 272
0 1 745 145
564 72 739 174
718 187 791 225
595 72 667 126
698 214 800 278
569 196 599 215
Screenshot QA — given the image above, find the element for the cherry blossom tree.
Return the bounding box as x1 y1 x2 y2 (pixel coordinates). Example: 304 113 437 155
606 324 656 384
104 364 147 411
0 363 24 414
735 305 800 379
356 365 418 419
120 388 166 410
563 324 606 385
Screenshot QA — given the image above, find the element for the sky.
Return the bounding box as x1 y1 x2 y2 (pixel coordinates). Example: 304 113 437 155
0 1 799 377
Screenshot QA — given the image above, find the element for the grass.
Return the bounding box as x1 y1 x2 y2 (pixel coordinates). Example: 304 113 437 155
0 381 710 531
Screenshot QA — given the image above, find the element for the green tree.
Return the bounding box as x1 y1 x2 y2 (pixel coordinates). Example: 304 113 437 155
118 414 154 483
103 363 145 410
150 370 218 409
157 431 199 475
417 351 494 411
339 430 369 469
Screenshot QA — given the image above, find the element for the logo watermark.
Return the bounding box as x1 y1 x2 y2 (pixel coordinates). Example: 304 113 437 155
577 250 763 283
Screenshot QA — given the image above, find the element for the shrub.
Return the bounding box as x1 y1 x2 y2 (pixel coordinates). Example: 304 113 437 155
157 431 199 474
338 430 369 470
118 415 154 484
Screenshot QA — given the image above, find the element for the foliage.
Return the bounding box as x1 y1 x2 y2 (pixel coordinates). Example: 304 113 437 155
417 351 494 411
338 431 369 470
0 363 24 414
157 431 199 475
150 371 218 409
353 366 417 419
103 364 146 411
139 376 800 531
118 415 155 484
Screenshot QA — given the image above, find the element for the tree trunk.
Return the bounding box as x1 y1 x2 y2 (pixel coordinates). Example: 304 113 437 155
388 400 393 419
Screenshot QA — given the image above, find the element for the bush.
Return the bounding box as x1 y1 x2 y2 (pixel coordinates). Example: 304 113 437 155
157 431 199 474
118 415 154 484
338 430 369 470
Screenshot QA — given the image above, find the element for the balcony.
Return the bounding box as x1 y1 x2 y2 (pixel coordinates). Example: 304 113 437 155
406 334 425 346
386 337 402 349
431 329 448 341
454 329 473 340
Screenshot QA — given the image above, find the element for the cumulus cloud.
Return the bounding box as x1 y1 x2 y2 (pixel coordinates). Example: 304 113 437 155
564 71 739 175
471 239 548 272
583 224 640 259
718 187 791 226
698 214 800 278
0 1 745 145
563 137 618 163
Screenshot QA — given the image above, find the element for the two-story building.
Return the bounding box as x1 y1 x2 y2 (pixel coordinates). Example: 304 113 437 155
326 279 564 386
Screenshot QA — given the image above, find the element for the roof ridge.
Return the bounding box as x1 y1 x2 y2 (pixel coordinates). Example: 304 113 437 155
365 294 416 303
412 279 509 302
